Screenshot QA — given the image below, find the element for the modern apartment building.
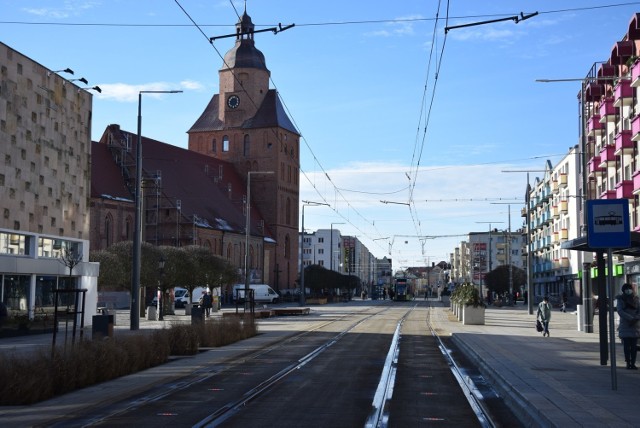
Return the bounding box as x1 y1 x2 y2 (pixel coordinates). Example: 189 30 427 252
527 148 587 302
0 42 99 324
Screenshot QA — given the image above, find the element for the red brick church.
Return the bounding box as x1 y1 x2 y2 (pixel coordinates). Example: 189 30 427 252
90 10 300 291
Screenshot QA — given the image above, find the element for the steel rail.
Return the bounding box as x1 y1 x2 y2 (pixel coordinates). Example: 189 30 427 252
425 302 497 428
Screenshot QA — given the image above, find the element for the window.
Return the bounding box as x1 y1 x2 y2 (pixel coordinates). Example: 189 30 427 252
286 197 291 225
222 135 229 152
318 238 324 243
105 214 112 247
212 138 217 152
284 235 290 259
244 134 250 156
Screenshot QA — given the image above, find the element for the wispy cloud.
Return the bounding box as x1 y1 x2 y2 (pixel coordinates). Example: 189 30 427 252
23 1 100 19
366 15 424 37
95 81 206 102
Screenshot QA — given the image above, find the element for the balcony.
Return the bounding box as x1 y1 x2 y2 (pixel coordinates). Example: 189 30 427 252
561 257 570 268
616 180 633 199
634 171 640 195
561 228 568 240
559 200 568 213
614 80 633 107
600 189 617 199
558 173 567 188
587 114 604 136
552 205 559 218
632 114 640 141
588 156 604 176
615 129 633 155
632 61 640 87
598 145 616 166
599 98 617 123
551 179 559 194
585 81 604 101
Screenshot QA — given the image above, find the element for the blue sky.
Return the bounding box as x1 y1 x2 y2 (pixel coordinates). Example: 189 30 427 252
3 1 640 269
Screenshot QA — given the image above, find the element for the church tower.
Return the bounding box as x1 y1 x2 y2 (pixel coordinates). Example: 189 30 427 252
188 10 300 291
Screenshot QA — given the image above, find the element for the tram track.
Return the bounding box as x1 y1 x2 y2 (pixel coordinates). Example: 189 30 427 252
46 302 518 427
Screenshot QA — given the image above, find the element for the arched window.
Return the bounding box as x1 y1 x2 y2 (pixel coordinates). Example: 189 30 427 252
243 134 250 156
125 216 132 240
249 245 255 269
227 243 233 260
286 197 291 225
284 234 290 259
105 214 113 247
222 135 229 152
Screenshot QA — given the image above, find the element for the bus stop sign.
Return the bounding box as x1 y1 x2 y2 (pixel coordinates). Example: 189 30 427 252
586 199 630 248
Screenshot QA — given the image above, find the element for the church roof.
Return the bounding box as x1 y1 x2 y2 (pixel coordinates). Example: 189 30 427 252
187 89 299 135
93 125 274 238
222 41 267 71
221 11 268 71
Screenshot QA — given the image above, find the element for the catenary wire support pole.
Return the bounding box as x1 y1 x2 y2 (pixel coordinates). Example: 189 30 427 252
300 201 329 306
131 90 182 330
244 171 274 311
445 11 538 34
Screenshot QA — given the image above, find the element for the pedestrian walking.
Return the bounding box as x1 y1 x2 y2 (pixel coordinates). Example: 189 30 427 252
561 292 568 313
202 291 213 317
537 296 552 337
616 283 640 370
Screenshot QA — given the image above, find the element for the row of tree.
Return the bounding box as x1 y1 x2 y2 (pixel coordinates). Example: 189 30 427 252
303 265 361 296
90 241 239 300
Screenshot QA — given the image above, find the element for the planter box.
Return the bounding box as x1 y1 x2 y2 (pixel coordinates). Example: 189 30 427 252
306 297 328 305
462 305 485 325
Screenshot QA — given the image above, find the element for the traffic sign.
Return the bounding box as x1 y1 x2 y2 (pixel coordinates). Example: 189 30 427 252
586 199 630 248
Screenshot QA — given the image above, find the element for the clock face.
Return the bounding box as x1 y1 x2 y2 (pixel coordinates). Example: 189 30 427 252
227 95 240 109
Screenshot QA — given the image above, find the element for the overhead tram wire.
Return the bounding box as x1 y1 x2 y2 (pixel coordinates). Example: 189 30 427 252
6 3 640 28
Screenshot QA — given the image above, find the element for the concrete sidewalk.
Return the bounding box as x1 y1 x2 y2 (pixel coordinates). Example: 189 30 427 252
429 300 638 427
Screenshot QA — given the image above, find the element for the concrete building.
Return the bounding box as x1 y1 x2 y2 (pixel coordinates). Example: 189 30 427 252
0 42 99 324
526 148 587 303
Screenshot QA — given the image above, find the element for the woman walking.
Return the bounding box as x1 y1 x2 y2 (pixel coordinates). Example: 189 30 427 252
537 296 552 337
616 283 640 370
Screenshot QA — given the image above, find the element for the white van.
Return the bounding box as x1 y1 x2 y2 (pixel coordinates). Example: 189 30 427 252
174 286 210 307
233 284 280 304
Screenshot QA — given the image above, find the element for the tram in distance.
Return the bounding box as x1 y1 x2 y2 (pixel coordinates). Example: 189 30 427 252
392 278 411 301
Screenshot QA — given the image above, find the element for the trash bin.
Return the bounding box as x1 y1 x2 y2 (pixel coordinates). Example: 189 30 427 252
212 296 219 312
147 306 157 321
191 305 204 324
92 314 114 339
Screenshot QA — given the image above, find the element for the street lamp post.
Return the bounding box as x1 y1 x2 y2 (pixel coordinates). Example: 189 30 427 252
300 200 329 305
131 89 182 330
244 171 274 310
502 169 548 315
157 255 166 321
491 202 516 305
330 222 345 272
476 221 503 303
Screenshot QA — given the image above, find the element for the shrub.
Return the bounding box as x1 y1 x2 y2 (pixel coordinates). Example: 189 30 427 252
0 318 257 406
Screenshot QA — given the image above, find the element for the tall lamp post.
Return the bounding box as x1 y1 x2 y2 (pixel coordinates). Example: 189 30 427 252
130 89 182 330
244 171 274 310
330 222 345 272
476 221 503 303
300 200 329 305
491 203 517 305
502 169 548 315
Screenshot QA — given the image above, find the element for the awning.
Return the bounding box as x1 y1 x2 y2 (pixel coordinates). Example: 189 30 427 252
561 232 640 257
